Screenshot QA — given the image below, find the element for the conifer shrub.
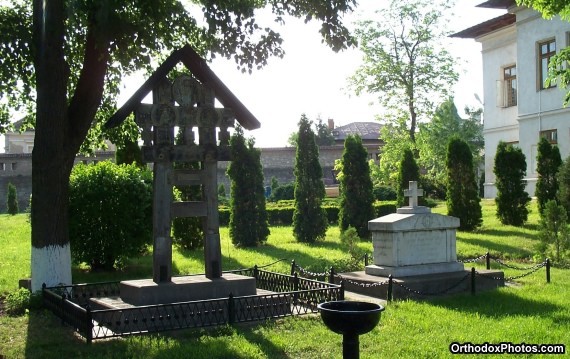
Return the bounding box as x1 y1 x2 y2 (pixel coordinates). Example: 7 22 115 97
557 155 570 218
397 148 420 207
338 135 374 238
536 137 562 216
293 115 328 243
538 200 570 263
446 137 482 231
494 141 531 226
6 182 18 215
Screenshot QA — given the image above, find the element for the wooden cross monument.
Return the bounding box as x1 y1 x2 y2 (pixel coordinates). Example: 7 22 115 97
105 45 260 284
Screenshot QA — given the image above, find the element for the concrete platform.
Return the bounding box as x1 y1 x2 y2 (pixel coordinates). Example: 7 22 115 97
337 269 504 300
365 262 465 277
120 273 257 306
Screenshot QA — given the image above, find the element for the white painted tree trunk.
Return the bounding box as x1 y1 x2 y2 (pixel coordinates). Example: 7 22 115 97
31 244 72 292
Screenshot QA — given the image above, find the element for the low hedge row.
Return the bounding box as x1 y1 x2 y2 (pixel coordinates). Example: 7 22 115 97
219 201 396 226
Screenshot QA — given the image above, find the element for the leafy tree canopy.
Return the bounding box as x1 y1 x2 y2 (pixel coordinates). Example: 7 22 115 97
349 0 458 142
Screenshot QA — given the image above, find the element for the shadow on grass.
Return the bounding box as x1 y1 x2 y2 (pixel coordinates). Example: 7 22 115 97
478 228 538 242
431 290 562 319
458 236 533 259
249 243 348 273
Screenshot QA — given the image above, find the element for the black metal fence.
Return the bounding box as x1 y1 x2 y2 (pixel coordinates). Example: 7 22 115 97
42 267 343 342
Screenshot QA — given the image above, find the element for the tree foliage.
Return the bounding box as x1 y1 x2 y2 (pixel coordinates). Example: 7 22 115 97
494 142 531 226
349 0 458 143
338 135 374 238
287 117 335 147
417 98 483 191
6 182 18 215
0 0 358 289
446 137 482 231
372 117 413 187
397 148 421 208
556 155 570 218
227 126 269 247
538 200 570 263
536 136 562 216
293 114 328 243
69 161 152 270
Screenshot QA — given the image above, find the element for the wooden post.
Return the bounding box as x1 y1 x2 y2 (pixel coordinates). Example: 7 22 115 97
202 139 222 279
471 267 476 295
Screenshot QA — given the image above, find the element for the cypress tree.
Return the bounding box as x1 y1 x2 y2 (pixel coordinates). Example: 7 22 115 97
293 114 328 243
494 141 531 226
557 156 570 218
446 137 482 231
227 126 269 247
397 148 420 207
6 182 18 215
536 136 562 216
339 134 375 238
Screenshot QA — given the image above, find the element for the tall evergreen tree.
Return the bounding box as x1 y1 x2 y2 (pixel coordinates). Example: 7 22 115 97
557 156 570 218
446 137 482 231
494 141 531 226
536 136 562 216
293 114 328 243
397 148 420 207
227 126 269 247
6 182 18 215
338 135 375 238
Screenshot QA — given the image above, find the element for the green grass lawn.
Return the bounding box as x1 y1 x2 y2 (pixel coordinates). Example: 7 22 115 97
1 200 569 358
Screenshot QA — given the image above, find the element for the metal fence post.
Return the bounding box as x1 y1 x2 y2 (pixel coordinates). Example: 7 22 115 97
228 293 235 324
471 267 476 296
85 304 93 343
329 266 335 284
253 265 259 280
340 281 345 300
293 273 299 306
486 252 491 270
387 275 393 302
364 253 369 267
290 260 296 276
546 258 551 283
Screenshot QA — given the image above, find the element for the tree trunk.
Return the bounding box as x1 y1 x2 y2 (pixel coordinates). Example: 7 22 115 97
31 0 72 291
31 1 110 291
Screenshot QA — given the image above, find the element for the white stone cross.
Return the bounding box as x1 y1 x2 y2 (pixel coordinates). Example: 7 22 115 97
404 181 423 208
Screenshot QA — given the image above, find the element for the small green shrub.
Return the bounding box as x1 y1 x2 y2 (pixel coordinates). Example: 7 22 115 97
538 200 570 263
6 182 18 215
172 188 203 250
69 161 153 271
4 288 33 316
373 186 397 201
270 183 295 201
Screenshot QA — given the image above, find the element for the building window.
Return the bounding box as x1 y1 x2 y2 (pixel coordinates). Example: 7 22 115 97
538 39 556 90
540 129 558 144
503 65 517 107
0 163 4 171
11 163 17 171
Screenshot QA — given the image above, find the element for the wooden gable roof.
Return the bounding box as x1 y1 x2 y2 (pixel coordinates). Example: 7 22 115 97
105 45 260 130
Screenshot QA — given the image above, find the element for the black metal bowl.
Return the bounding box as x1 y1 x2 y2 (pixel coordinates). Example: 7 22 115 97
317 300 384 336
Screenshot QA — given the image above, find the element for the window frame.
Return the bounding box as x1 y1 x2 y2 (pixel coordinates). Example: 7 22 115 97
503 65 517 107
538 38 556 90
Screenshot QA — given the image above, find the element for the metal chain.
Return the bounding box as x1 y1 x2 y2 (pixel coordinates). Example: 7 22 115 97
336 274 389 288
256 258 289 269
459 254 487 263
492 258 546 271
394 273 470 297
294 264 330 278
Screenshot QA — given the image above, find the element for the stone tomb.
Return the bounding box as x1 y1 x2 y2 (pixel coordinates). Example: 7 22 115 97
339 182 504 299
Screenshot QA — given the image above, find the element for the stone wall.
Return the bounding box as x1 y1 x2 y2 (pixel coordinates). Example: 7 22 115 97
0 145 380 213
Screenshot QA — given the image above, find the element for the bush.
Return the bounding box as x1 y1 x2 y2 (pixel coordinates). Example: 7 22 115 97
6 182 18 215
69 161 153 270
557 156 570 218
446 137 482 231
536 137 562 216
538 200 570 263
4 288 41 316
373 186 397 201
270 183 295 201
171 188 203 251
494 141 531 226
338 135 374 238
397 148 420 207
293 115 328 243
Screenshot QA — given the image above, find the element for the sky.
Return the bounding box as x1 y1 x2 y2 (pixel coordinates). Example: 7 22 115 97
2 0 506 151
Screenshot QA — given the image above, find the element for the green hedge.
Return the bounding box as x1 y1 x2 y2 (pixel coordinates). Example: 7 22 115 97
219 201 396 226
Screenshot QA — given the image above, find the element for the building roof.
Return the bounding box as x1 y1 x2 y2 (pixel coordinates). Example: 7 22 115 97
105 45 260 130
450 13 516 39
332 122 382 141
476 0 516 9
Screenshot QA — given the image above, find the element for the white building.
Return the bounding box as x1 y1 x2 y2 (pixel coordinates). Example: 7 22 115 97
453 0 570 198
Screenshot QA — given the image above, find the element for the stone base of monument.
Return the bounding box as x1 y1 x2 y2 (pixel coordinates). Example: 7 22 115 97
338 269 505 300
365 262 465 277
119 273 257 306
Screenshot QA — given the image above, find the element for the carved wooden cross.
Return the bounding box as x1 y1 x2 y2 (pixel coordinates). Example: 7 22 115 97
404 181 423 208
